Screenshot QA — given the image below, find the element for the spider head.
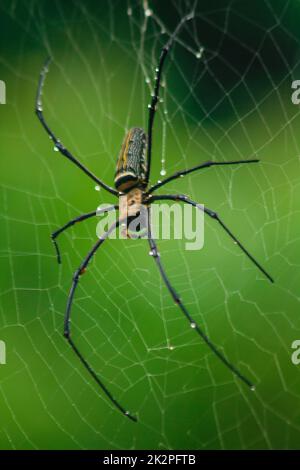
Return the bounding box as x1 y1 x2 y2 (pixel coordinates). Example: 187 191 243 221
114 127 147 192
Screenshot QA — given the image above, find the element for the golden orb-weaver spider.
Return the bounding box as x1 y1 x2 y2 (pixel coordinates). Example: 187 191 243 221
35 15 273 422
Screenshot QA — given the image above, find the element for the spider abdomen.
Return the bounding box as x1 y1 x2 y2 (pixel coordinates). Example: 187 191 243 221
114 127 147 192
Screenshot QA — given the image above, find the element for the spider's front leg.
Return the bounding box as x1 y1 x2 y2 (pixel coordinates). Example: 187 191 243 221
148 194 274 283
145 206 254 389
64 218 137 422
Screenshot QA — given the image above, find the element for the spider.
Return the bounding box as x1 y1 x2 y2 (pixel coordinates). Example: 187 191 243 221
35 15 274 422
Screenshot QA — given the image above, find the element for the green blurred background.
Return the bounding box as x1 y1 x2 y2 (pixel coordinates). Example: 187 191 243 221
0 0 300 450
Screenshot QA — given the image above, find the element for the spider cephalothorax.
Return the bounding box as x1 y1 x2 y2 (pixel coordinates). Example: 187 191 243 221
36 14 274 422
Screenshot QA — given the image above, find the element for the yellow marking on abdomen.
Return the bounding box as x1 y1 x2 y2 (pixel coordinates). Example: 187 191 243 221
121 129 132 169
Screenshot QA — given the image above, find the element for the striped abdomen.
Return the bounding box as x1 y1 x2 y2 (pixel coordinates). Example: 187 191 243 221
114 127 147 192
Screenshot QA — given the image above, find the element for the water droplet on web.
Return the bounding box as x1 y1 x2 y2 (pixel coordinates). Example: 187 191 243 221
53 145 59 152
190 322 196 329
95 185 101 191
169 345 174 351
127 7 132 16
251 385 256 391
145 77 150 84
196 48 204 59
160 169 166 176
149 250 154 256
145 8 153 17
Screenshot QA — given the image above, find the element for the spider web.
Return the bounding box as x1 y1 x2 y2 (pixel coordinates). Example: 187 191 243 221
1 0 300 450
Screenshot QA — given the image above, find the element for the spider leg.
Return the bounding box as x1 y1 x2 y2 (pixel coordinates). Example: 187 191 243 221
35 57 118 197
64 218 137 422
51 204 118 264
146 207 254 389
148 194 274 283
146 13 194 184
148 159 260 193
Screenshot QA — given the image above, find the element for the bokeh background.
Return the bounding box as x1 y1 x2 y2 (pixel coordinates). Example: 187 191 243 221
0 0 300 450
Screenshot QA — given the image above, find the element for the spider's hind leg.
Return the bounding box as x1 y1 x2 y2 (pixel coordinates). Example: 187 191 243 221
146 14 194 184
35 57 118 196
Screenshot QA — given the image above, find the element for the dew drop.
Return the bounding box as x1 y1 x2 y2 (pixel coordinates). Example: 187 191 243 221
53 145 59 152
169 345 174 351
190 322 196 329
196 48 204 59
145 8 153 17
149 250 154 256
145 77 150 84
95 185 101 191
160 169 166 176
127 7 132 16
251 385 256 392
